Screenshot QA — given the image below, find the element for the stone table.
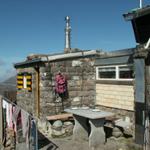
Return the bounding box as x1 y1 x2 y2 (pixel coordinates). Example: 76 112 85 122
65 107 114 150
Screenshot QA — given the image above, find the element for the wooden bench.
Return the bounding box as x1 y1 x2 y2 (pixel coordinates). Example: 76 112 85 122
46 113 73 121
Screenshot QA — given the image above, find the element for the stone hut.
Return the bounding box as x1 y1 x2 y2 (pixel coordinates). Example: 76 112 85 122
14 50 102 118
14 47 136 121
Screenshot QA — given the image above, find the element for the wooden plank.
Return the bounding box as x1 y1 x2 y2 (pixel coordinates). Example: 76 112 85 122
0 95 3 143
46 113 73 121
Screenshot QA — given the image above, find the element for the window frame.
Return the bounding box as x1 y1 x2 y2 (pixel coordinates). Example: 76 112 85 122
17 72 32 92
96 64 134 81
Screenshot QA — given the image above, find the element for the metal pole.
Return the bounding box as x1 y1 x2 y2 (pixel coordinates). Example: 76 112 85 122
0 95 3 144
65 16 71 52
140 0 143 8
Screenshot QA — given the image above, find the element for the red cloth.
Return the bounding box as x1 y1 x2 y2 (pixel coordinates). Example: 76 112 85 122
55 73 67 94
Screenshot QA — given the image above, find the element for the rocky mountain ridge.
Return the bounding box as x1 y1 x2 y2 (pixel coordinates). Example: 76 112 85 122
0 76 16 95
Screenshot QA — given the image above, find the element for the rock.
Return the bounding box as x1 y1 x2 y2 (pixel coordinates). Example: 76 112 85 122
72 60 82 67
63 121 73 126
64 125 73 136
63 121 74 136
73 97 81 102
112 127 123 138
52 120 63 131
5 139 11 147
123 127 133 137
51 128 66 137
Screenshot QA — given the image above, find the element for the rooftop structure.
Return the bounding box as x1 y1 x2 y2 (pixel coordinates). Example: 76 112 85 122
123 5 150 44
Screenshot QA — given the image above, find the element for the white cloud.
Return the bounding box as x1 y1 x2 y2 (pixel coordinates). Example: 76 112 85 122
0 59 5 66
0 57 19 82
0 67 16 82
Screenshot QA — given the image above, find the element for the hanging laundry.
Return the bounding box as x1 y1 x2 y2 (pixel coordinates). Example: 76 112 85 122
8 104 13 129
21 110 30 149
2 100 10 128
12 106 21 133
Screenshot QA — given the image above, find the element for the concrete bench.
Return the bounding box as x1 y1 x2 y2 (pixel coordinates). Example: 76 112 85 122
46 113 73 121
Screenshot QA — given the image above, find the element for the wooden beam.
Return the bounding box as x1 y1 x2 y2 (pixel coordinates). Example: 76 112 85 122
46 113 73 121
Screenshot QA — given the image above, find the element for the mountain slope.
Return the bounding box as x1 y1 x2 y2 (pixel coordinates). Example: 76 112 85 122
0 76 16 95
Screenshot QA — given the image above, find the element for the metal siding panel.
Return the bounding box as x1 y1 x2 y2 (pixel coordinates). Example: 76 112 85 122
135 59 145 103
95 55 132 66
135 125 145 144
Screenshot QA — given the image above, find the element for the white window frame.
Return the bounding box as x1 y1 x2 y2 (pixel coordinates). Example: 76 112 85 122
96 64 134 81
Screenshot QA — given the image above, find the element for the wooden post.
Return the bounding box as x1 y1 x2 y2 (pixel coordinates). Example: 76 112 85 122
0 95 3 144
35 67 40 118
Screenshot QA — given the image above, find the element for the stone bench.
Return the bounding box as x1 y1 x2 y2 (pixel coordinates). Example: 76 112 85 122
104 116 120 128
46 113 73 121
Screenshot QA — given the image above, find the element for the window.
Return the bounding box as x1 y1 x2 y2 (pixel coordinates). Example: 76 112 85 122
98 67 116 79
96 65 134 80
119 66 133 79
17 73 32 92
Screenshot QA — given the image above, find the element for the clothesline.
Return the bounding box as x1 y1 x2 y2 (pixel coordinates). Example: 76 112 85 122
2 96 35 119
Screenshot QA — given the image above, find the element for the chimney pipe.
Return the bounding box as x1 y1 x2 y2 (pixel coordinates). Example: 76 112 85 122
64 16 71 53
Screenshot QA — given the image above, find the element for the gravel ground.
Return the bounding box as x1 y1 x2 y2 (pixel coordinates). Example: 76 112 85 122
37 134 142 150
1 132 142 150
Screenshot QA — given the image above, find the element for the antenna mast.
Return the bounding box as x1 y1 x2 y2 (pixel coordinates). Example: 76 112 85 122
64 16 71 53
140 0 143 8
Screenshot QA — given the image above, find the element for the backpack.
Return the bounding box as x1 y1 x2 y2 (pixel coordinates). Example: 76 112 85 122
55 73 67 94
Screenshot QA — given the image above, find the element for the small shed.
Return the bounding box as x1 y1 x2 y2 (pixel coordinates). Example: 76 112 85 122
14 50 102 118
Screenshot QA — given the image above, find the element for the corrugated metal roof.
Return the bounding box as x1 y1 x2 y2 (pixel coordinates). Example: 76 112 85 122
14 58 42 68
14 50 102 68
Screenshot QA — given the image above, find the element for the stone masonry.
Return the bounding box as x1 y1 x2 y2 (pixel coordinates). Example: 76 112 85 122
39 57 96 118
16 56 96 118
16 67 36 115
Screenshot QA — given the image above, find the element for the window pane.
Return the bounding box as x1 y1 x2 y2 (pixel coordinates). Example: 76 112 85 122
119 66 133 79
98 67 116 78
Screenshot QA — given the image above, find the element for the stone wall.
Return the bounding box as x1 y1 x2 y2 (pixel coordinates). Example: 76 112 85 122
39 57 96 117
16 67 36 115
16 57 96 118
96 84 134 111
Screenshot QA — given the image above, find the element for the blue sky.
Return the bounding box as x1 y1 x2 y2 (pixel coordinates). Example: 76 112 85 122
0 0 149 82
